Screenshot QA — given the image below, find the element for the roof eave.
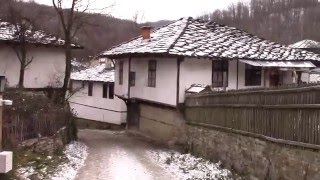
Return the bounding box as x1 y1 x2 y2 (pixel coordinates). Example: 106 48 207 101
0 40 84 49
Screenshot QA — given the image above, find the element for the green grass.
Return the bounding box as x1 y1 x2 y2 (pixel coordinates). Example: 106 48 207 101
5 149 68 179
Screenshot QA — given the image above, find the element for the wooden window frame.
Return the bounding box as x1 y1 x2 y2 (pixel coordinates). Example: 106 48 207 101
108 83 114 99
102 83 108 98
212 61 228 87
88 82 93 96
129 71 136 87
148 60 157 87
245 64 262 86
69 80 73 91
119 61 123 85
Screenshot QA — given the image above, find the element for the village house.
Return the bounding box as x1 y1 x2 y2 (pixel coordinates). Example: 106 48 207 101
68 62 127 125
0 20 81 89
290 39 320 83
101 17 320 139
290 39 320 54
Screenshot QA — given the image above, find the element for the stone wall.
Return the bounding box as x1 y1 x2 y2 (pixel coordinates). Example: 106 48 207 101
76 118 125 130
187 125 320 180
139 104 186 143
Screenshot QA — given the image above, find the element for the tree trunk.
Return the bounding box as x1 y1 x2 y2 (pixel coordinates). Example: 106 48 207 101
18 45 27 90
61 37 72 103
18 61 25 89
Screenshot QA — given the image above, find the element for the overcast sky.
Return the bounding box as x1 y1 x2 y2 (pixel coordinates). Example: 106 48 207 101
30 0 246 22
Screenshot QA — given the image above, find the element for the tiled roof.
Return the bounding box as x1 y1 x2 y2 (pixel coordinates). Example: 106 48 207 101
71 64 114 82
0 21 81 48
102 17 320 61
290 39 320 49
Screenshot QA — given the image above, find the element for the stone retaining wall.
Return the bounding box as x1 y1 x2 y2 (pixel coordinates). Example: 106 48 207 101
139 104 186 143
186 125 320 180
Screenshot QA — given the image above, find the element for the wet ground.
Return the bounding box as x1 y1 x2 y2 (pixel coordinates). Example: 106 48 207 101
75 129 173 180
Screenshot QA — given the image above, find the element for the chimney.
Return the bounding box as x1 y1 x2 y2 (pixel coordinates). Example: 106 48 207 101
141 26 153 40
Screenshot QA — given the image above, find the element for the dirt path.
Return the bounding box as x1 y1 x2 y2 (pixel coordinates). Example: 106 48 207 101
75 129 173 180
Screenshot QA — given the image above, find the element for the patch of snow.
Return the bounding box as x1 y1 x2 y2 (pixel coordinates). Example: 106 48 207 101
148 150 233 180
50 141 88 180
71 63 114 82
0 20 80 48
16 166 35 180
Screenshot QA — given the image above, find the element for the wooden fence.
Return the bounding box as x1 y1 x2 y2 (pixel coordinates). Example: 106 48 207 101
2 110 68 147
185 86 320 149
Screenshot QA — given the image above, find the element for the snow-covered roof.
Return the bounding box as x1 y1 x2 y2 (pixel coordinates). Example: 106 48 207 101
310 74 320 82
290 39 320 49
0 20 81 48
102 17 320 61
71 64 114 82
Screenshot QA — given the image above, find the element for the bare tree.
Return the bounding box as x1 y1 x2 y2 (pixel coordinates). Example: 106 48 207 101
52 0 112 102
51 0 87 102
7 3 35 89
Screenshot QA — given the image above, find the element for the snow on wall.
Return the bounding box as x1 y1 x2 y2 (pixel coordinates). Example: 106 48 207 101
69 81 126 125
0 44 65 88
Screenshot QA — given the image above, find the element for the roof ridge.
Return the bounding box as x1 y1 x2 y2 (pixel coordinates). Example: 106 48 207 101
99 19 183 57
166 17 192 54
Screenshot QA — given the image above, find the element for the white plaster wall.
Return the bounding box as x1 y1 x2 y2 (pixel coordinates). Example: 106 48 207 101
301 72 310 82
130 57 177 106
179 57 212 103
0 44 65 88
68 81 127 125
115 58 129 98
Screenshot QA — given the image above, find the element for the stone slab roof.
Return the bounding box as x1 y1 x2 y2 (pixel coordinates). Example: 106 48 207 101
290 39 320 49
0 20 81 48
102 17 320 61
71 64 114 82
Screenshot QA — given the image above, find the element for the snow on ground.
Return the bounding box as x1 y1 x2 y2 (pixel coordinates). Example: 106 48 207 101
148 150 233 180
17 141 88 180
50 141 88 180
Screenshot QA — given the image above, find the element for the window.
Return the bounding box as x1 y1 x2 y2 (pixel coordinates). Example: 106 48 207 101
119 61 123 85
88 82 93 96
102 83 108 98
245 64 262 86
129 72 136 87
108 83 114 99
148 60 157 87
212 61 228 87
69 80 73 91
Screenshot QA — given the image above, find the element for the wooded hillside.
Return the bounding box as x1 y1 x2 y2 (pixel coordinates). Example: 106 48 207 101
0 0 141 60
200 0 320 46
1 0 320 61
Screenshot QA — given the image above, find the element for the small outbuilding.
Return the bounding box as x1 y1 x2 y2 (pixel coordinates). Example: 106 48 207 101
68 63 127 125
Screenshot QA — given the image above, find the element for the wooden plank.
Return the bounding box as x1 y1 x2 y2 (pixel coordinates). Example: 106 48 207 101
186 104 320 109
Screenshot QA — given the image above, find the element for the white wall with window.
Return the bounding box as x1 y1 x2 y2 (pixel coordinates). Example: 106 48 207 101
114 56 311 107
115 58 129 98
68 80 126 125
129 57 178 106
68 64 126 125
